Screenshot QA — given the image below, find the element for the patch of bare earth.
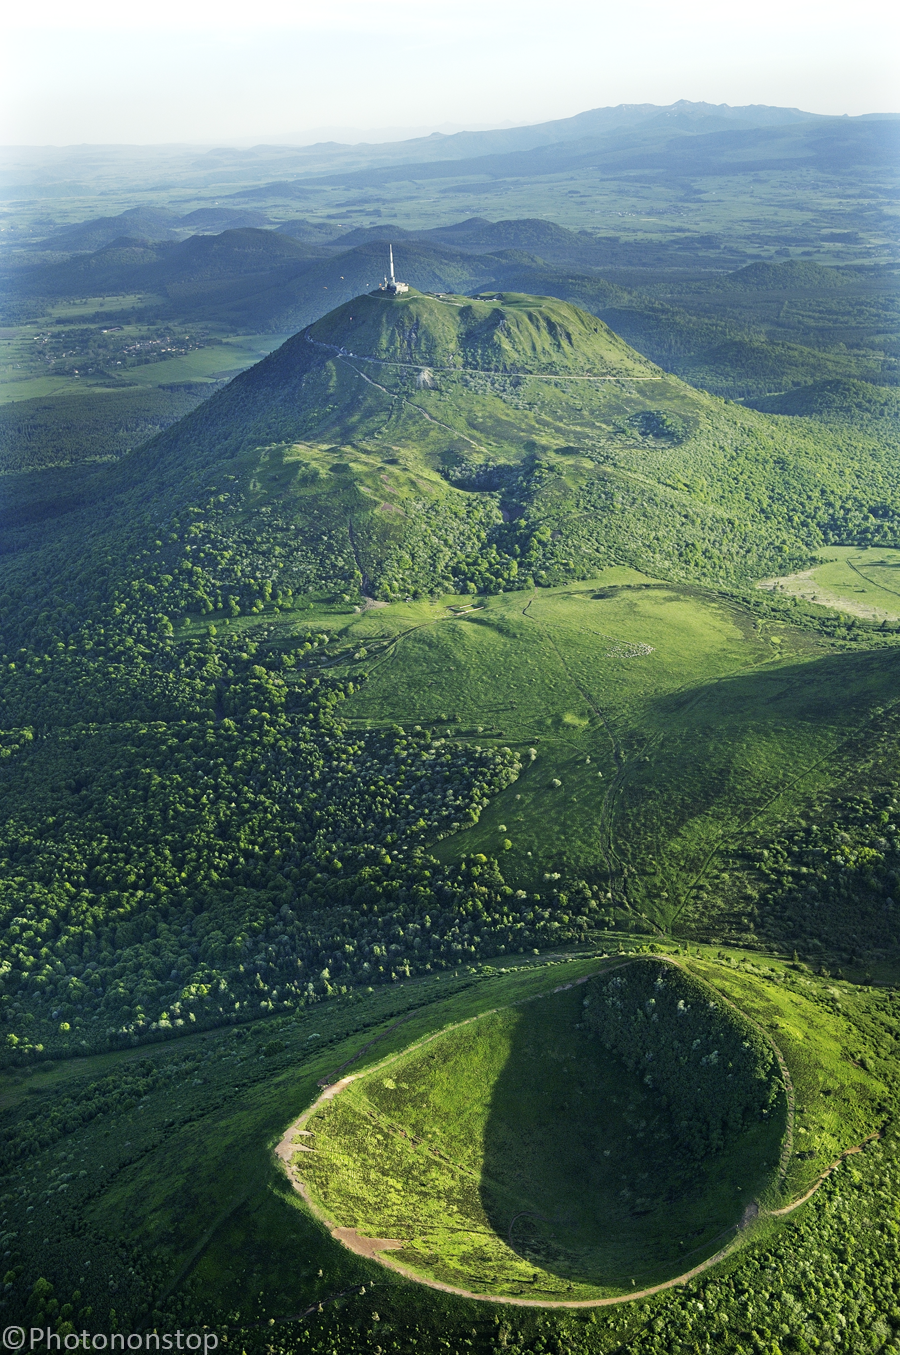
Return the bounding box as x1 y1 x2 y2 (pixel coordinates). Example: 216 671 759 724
332 1228 405 1259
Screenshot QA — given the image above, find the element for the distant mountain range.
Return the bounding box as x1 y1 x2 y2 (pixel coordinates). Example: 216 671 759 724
2 100 897 204
225 99 888 176
224 100 899 196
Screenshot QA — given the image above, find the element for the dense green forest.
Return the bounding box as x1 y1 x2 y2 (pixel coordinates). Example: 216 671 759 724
0 385 213 473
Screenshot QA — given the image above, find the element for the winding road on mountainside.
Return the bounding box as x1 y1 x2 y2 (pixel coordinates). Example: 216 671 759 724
335 353 488 451
304 330 664 382
301 327 663 468
273 956 878 1312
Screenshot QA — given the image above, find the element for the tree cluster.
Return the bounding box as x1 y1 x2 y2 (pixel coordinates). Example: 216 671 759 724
582 960 780 1160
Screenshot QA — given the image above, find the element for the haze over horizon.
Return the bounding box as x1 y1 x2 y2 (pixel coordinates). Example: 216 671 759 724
2 0 897 145
3 102 898 155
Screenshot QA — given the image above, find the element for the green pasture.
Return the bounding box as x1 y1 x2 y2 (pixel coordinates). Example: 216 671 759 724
0 374 83 404
45 296 154 319
119 333 291 386
761 546 900 623
327 575 900 931
0 330 290 404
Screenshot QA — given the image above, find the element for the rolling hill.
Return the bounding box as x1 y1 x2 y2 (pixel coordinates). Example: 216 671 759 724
7 227 331 299
34 206 275 253
7 219 894 411
95 287 900 586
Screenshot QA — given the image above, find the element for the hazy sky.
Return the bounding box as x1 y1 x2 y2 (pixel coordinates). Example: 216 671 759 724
2 0 897 145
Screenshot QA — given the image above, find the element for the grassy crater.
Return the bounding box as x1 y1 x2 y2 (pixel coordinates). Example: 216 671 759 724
296 960 787 1300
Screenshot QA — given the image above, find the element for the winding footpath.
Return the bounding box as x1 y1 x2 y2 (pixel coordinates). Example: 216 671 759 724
769 1129 884 1217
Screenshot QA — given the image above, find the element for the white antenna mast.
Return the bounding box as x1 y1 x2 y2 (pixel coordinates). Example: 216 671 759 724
380 243 409 295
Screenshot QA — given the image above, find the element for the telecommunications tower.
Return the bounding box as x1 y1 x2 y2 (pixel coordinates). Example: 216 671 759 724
380 244 409 295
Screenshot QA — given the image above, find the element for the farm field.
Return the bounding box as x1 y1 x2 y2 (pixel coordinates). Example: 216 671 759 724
760 546 900 623
0 373 81 403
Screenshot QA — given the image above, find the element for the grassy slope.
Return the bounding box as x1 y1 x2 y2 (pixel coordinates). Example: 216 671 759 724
315 577 896 947
3 248 894 513
2 125 899 1348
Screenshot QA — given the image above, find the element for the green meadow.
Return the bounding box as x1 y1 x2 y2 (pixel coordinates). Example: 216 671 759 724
686 957 891 1199
762 546 900 623
118 333 292 386
301 574 898 936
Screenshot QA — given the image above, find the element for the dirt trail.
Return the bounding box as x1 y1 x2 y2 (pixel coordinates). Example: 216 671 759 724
315 1012 419 1088
336 353 487 451
332 1228 405 1259
304 332 661 383
769 1130 884 1217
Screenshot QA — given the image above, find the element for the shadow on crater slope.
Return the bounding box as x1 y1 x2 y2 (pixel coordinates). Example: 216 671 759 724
477 976 784 1290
